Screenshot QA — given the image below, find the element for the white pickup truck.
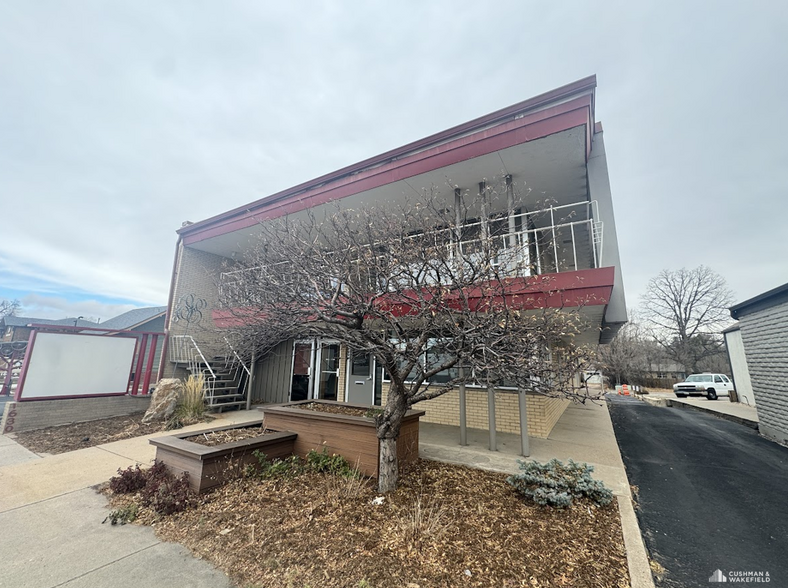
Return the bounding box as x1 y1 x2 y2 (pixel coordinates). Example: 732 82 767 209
673 373 735 400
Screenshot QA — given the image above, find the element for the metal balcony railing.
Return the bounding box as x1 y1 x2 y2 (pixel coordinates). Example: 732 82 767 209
219 199 604 294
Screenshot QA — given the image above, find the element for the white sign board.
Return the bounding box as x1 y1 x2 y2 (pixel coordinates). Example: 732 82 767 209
18 333 137 400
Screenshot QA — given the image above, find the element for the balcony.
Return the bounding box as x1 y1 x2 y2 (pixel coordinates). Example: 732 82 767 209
219 199 603 295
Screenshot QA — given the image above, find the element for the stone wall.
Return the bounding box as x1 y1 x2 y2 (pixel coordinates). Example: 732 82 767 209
1 396 151 434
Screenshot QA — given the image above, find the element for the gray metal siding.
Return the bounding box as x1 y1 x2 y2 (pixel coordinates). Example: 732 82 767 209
252 339 293 404
739 300 788 444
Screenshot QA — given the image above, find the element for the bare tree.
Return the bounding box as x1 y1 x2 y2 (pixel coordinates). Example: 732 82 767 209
220 187 597 492
597 320 649 386
641 266 733 373
0 299 20 319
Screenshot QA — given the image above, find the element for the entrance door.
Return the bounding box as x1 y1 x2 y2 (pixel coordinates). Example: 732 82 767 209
346 352 375 404
316 342 340 400
290 342 313 401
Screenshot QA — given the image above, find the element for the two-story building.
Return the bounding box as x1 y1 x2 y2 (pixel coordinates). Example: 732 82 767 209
161 76 627 440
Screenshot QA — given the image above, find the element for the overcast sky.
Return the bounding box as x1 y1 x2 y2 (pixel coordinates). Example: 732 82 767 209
1 1 786 321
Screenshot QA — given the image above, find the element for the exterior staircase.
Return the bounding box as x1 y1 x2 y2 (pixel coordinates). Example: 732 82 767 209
168 335 251 412
203 355 249 411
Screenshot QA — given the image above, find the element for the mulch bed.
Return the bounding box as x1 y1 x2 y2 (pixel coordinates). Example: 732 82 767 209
110 459 629 588
12 413 210 455
297 402 373 417
184 424 270 447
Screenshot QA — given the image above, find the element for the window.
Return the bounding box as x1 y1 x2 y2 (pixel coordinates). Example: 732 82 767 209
721 375 731 383
714 375 723 384
381 338 457 385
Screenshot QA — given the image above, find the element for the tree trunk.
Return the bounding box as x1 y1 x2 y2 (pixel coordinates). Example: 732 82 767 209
378 436 398 493
376 381 408 493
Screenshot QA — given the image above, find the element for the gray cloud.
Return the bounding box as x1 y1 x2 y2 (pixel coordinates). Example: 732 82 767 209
1 1 786 316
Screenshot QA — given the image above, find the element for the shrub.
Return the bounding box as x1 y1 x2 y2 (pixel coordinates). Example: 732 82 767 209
109 460 196 517
251 449 359 480
253 451 305 479
145 473 195 516
171 374 206 425
103 504 139 525
507 458 613 508
109 465 147 494
305 448 358 478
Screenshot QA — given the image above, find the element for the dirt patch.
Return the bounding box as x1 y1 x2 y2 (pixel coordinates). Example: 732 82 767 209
109 459 629 588
11 413 210 455
297 402 373 418
184 424 271 447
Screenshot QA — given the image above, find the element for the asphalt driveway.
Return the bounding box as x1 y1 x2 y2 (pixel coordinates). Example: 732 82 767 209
608 394 788 587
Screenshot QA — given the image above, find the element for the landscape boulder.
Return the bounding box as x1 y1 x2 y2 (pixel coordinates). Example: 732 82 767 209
142 378 183 424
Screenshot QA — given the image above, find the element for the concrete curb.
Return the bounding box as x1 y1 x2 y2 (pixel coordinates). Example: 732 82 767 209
617 495 656 588
634 394 759 430
669 399 759 430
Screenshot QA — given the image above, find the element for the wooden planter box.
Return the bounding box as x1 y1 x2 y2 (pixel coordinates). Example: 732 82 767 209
261 400 424 478
149 420 296 493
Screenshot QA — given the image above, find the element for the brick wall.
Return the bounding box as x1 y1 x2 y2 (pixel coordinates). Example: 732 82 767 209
414 387 568 438
169 244 229 359
1 396 151 434
739 298 788 444
377 381 567 439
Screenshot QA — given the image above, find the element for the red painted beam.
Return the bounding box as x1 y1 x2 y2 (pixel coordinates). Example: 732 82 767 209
212 267 614 328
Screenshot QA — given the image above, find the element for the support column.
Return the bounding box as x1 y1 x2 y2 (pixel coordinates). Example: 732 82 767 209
518 388 530 456
479 181 489 241
488 383 497 451
506 175 517 249
246 345 256 410
458 366 467 446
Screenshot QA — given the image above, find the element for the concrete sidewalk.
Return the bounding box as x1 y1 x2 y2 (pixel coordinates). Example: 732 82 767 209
0 410 264 588
636 392 759 428
1 404 654 588
419 400 655 588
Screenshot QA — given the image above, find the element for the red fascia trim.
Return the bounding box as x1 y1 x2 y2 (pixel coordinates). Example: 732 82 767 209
180 76 596 240
183 97 593 246
211 267 614 327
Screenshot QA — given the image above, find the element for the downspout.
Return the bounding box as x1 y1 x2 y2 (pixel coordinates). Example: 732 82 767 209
157 234 184 381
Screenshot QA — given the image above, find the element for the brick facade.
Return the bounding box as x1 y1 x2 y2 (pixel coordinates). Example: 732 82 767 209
376 374 567 439
169 244 228 359
410 387 568 439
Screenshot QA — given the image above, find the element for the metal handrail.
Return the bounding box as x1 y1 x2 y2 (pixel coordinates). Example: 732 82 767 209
219 198 605 288
169 335 216 398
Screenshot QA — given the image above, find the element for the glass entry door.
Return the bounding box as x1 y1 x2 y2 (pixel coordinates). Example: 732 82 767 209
316 342 340 400
290 342 313 401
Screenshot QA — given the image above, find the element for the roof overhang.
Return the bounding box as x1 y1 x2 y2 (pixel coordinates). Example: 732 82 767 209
730 282 788 319
181 76 598 257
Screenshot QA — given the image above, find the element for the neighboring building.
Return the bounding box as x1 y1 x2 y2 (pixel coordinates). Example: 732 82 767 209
162 76 628 439
1 316 99 342
722 323 756 406
729 283 788 444
98 306 167 385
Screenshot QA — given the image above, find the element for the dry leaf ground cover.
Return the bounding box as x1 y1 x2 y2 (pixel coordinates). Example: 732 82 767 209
12 414 162 454
185 423 270 447
110 459 629 588
12 413 215 454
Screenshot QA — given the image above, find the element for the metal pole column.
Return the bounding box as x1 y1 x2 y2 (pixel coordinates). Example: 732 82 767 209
458 366 467 446
488 383 497 451
518 388 530 456
246 345 256 411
